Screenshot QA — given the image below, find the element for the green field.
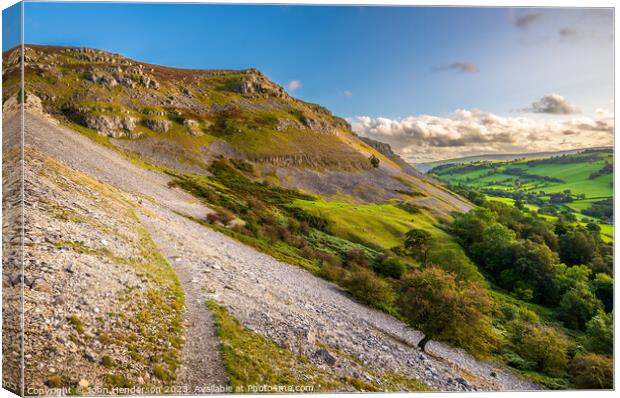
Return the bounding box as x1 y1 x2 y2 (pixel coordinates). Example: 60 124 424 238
431 149 613 242
432 149 612 197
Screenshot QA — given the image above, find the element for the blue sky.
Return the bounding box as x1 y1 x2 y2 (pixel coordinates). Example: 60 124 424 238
3 2 615 160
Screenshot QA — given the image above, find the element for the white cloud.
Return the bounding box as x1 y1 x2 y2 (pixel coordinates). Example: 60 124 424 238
342 90 353 97
595 108 613 119
350 109 613 163
286 80 302 91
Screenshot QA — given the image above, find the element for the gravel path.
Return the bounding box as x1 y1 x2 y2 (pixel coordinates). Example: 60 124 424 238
139 215 229 392
22 111 541 392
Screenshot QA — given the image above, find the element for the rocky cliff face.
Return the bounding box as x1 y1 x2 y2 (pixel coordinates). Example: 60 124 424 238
3 45 348 141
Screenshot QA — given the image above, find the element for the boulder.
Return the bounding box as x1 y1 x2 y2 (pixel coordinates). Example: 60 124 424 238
275 118 303 131
86 72 118 88
142 76 160 89
183 119 203 136
305 117 336 134
313 348 337 366
284 326 317 356
116 75 136 88
143 118 172 133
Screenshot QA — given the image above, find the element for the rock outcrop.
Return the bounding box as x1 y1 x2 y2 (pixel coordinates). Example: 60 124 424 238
83 114 140 138
143 118 172 133
183 119 203 136
236 69 287 98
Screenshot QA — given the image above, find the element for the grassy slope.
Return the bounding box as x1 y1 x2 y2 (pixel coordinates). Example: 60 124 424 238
292 199 440 250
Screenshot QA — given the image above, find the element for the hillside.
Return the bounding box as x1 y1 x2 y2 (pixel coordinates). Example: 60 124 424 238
429 149 613 241
4 44 612 393
2 44 469 214
2 51 538 392
415 147 612 173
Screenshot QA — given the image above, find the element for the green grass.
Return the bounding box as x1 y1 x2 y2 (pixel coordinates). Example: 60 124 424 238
292 199 440 250
526 163 612 197
67 315 85 334
486 196 613 243
305 229 380 261
434 151 612 200
598 223 614 241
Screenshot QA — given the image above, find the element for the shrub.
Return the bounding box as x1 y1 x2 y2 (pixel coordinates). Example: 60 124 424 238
344 266 394 310
319 263 346 282
500 303 519 321
368 154 380 168
427 247 485 283
559 229 597 266
503 348 535 371
591 273 613 312
345 249 369 268
396 201 422 214
517 307 540 324
287 207 329 231
570 353 613 389
376 256 406 279
262 223 292 243
205 208 236 225
513 323 568 377
101 355 114 368
314 250 342 268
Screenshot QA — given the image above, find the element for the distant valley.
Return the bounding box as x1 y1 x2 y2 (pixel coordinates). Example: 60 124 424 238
415 147 613 173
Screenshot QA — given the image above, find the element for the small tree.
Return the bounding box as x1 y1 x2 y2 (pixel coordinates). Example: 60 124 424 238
513 323 568 377
591 273 613 312
570 353 613 389
559 229 597 266
514 198 525 210
368 154 380 168
558 283 603 330
404 228 432 264
398 266 497 356
584 310 613 355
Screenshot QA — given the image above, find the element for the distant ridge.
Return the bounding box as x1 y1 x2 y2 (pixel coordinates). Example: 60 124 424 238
415 146 613 173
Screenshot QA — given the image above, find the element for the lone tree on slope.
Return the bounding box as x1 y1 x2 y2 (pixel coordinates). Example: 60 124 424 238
398 266 498 355
404 228 433 264
369 154 380 168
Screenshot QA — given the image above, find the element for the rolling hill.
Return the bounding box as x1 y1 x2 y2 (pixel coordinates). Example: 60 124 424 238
429 149 613 241
415 147 612 173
